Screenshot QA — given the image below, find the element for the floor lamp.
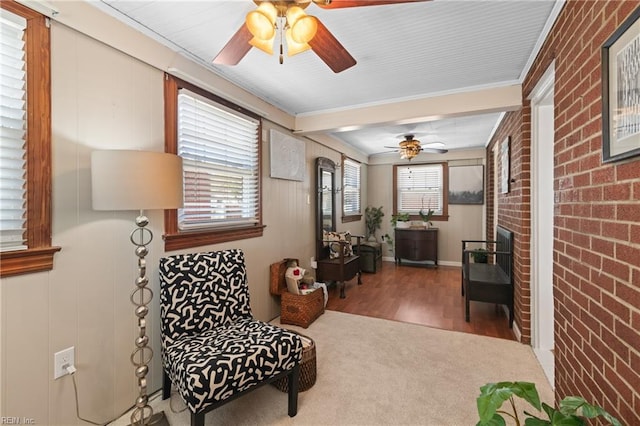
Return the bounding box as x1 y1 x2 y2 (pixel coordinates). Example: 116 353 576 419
91 150 183 426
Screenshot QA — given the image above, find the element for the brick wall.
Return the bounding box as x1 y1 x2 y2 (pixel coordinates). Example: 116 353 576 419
490 1 640 423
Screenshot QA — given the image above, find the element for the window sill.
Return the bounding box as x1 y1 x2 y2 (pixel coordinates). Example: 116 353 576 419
342 214 362 223
0 246 62 278
164 226 265 251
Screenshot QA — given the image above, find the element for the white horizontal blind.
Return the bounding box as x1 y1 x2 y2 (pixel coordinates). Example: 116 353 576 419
0 10 28 252
397 164 443 214
177 89 260 230
342 158 360 216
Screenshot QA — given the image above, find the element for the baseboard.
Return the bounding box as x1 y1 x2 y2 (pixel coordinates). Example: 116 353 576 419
381 257 460 267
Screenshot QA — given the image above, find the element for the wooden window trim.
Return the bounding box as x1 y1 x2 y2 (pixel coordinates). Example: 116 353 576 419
392 162 449 221
0 1 60 278
163 74 264 252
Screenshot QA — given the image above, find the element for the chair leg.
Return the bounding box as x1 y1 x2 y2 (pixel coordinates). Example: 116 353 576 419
191 411 205 426
339 281 346 299
357 270 362 285
162 370 171 400
288 364 300 417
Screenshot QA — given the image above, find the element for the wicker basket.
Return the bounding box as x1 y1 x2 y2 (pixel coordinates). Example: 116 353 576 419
270 259 324 328
273 334 316 392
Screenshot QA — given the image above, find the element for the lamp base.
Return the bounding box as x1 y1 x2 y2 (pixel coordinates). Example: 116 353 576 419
126 410 170 426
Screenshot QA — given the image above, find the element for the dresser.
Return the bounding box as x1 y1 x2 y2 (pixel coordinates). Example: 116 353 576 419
394 228 438 266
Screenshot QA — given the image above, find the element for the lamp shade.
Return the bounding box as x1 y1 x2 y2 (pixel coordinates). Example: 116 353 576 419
91 150 183 211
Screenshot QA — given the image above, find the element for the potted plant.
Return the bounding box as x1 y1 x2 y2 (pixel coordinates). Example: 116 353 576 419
477 381 621 426
471 247 488 263
419 208 435 227
365 206 384 242
391 212 411 228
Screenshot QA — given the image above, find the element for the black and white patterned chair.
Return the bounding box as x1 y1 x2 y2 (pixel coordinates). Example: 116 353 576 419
159 249 303 426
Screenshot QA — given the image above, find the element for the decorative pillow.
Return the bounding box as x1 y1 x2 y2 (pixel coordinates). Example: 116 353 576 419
323 230 353 259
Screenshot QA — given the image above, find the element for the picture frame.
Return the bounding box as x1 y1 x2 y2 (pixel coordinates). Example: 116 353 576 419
500 136 510 194
269 129 305 181
449 165 484 204
602 6 640 163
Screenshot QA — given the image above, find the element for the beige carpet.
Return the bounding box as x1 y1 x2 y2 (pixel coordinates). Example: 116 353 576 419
115 311 553 425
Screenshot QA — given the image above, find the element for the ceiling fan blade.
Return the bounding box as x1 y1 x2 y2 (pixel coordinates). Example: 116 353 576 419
308 20 356 73
421 148 448 154
314 0 430 9
212 25 253 65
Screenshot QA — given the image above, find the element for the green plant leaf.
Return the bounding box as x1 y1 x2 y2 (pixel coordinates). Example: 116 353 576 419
548 411 585 426
477 383 516 423
558 397 622 426
477 413 507 426
524 418 551 426
510 382 541 410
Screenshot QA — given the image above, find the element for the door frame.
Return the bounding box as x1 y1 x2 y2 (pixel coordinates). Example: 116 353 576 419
529 61 555 387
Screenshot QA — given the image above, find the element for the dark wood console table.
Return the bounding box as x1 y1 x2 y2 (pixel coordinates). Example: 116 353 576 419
394 228 438 267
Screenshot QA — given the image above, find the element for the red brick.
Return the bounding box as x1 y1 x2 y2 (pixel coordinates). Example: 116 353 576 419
601 222 629 241
602 293 630 322
603 182 632 201
591 237 614 258
602 258 631 281
617 203 640 222
618 161 640 180
614 319 640 353
615 243 640 266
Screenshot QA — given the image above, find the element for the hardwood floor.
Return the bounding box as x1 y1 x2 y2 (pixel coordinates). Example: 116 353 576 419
325 260 516 341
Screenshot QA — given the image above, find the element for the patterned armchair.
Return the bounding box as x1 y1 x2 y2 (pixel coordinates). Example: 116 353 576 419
159 249 303 426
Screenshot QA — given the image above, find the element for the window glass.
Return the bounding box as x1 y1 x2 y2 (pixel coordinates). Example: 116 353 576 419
342 157 361 220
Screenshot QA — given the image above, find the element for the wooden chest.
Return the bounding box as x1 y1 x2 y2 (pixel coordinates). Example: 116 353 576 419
270 259 324 328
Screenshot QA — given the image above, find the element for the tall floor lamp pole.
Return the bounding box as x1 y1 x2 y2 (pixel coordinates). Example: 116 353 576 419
91 150 183 426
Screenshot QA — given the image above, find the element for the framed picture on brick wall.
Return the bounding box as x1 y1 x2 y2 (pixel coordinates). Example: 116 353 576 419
500 136 510 194
602 5 640 163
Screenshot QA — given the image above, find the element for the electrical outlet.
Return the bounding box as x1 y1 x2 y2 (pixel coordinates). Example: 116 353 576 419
54 347 75 379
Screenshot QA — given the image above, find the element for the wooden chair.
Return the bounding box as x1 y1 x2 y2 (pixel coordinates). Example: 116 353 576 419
159 249 303 426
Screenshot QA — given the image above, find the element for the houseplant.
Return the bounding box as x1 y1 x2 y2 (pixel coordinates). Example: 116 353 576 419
471 247 488 263
391 212 411 228
365 206 384 241
476 381 621 426
419 208 435 227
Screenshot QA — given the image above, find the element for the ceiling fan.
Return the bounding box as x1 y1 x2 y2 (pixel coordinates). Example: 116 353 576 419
212 0 430 73
384 134 448 161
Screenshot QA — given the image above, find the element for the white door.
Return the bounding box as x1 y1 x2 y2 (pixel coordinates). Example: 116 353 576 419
530 62 555 388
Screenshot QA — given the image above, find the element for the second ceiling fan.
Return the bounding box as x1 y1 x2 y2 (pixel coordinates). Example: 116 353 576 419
385 134 448 161
213 0 430 73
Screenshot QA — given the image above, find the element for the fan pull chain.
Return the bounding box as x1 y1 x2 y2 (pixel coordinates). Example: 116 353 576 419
279 22 284 64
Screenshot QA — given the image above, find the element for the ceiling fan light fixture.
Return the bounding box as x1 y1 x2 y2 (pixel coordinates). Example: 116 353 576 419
246 1 277 40
285 28 311 56
286 6 318 43
249 35 275 54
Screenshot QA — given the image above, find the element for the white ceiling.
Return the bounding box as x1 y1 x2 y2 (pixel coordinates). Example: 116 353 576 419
92 0 562 157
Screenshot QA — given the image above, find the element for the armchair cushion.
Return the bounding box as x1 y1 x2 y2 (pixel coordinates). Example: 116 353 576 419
163 317 302 413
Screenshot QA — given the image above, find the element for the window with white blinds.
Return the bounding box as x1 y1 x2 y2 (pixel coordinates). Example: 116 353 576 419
342 157 361 217
396 163 444 215
177 88 260 231
0 9 27 252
